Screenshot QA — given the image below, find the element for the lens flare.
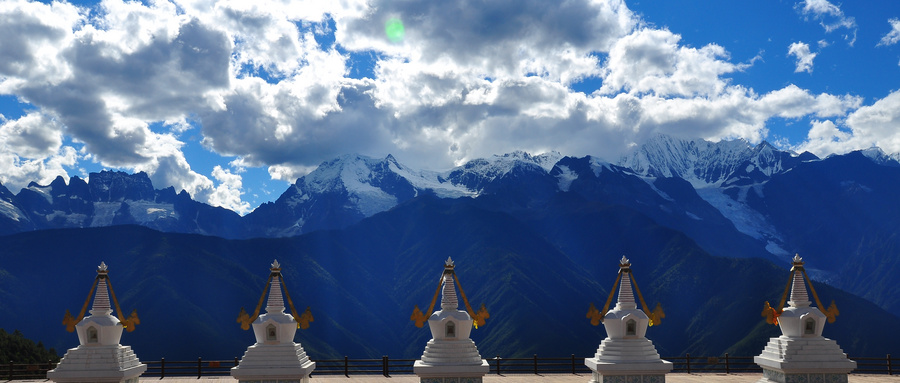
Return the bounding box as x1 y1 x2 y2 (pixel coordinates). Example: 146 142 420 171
385 17 405 43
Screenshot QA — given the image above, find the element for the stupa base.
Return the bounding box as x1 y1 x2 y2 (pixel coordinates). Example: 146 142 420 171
47 345 146 383
585 358 671 383
754 335 855 383
756 368 849 383
414 359 489 383
231 343 315 383
589 373 666 383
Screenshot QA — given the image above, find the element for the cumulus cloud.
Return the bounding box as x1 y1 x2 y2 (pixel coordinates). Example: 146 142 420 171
795 90 900 156
788 42 817 73
599 28 742 97
206 165 252 215
0 112 78 192
878 18 900 47
796 0 857 45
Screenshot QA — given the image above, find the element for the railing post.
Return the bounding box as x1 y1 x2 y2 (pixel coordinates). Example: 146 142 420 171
686 353 691 374
889 354 893 375
382 355 389 377
8 360 13 380
725 353 730 374
198 357 202 378
533 354 538 375
235 357 239 367
161 357 165 379
572 354 576 374
495 355 501 375
344 356 349 377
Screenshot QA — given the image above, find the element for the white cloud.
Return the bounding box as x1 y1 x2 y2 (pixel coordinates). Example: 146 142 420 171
788 42 817 73
268 163 316 183
795 90 900 156
757 84 861 118
878 18 900 47
0 112 62 159
599 28 742 97
206 165 251 215
0 111 79 192
797 0 857 45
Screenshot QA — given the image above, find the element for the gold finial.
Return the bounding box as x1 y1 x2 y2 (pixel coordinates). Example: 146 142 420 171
619 255 631 270
791 254 804 271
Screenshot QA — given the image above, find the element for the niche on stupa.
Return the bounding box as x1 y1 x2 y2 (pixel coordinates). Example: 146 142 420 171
625 319 637 336
87 327 98 344
445 321 456 338
266 324 277 342
804 318 816 335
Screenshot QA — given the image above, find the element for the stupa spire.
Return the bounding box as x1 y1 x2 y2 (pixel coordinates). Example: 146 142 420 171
91 262 112 315
788 255 810 307
616 256 637 309
410 257 489 329
266 260 286 313
237 260 313 331
440 257 459 310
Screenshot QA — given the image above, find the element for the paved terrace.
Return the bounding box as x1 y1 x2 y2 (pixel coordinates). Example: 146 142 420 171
5 374 900 382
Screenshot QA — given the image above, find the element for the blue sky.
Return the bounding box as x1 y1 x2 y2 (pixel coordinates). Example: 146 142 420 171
1 0 899 214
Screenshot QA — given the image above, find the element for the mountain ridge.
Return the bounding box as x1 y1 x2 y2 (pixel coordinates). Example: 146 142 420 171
4 136 900 320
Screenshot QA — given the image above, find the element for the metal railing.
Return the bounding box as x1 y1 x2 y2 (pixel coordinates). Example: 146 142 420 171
6 353 896 380
666 353 760 374
4 360 58 380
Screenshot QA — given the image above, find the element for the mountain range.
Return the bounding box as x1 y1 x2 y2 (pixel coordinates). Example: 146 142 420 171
1 134 899 360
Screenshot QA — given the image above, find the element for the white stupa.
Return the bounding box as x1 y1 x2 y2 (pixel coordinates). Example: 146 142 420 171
48 262 146 383
413 257 490 383
755 255 856 383
585 256 671 383
232 260 316 383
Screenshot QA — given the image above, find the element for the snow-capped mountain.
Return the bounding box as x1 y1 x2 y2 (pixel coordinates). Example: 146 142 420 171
858 147 900 167
616 134 822 261
0 171 243 237
242 152 561 237
618 133 817 187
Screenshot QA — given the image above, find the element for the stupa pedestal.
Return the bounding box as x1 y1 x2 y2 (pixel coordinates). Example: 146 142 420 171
754 255 855 383
413 258 490 383
231 260 315 383
48 262 146 383
585 257 671 383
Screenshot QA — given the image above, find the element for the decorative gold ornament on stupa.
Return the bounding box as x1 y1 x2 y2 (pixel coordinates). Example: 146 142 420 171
237 259 313 330
62 262 141 333
587 256 664 327
410 257 489 329
761 254 839 325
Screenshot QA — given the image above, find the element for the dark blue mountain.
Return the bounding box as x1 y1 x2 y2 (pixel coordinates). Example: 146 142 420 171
744 151 900 314
0 171 244 237
1 193 896 363
3 136 900 324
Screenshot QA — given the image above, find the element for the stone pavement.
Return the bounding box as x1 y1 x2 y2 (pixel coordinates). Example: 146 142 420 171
5 374 899 382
